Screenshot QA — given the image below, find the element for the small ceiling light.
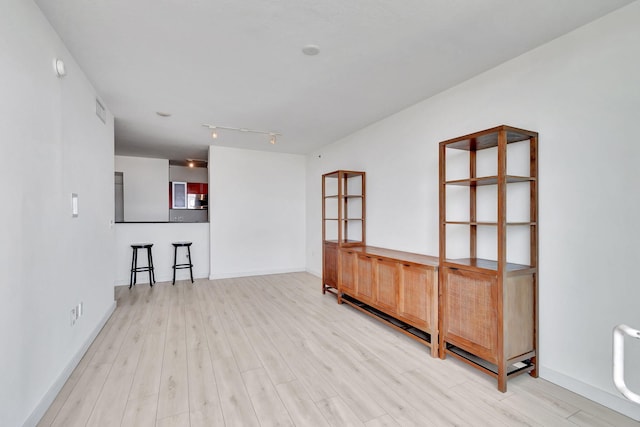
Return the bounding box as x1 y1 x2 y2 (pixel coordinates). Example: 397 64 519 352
269 134 276 144
53 58 66 77
211 128 218 139
302 44 320 56
156 111 171 117
189 162 194 168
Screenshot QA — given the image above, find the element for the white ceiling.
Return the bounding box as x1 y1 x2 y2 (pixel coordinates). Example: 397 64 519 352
35 0 633 161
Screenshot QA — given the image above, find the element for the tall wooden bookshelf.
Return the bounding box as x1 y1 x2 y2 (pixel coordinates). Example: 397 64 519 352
438 125 538 392
322 170 365 296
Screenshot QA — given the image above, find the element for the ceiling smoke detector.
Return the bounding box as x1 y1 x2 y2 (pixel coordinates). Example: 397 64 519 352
302 44 320 56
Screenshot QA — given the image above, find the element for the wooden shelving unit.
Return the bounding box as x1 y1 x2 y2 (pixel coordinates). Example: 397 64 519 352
322 170 366 296
438 125 538 392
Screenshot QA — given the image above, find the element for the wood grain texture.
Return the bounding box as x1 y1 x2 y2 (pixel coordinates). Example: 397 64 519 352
443 267 497 361
338 246 439 356
38 273 637 426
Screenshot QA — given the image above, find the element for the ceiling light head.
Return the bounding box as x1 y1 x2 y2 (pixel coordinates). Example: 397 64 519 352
188 161 194 168
302 44 320 56
269 134 276 144
211 128 218 139
53 58 66 77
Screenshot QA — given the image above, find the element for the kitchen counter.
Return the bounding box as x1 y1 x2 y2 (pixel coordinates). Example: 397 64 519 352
115 222 209 285
116 221 209 224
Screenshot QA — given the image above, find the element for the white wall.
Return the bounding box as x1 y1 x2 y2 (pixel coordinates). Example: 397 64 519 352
209 146 306 278
169 165 208 183
114 155 169 221
306 2 640 420
114 222 210 285
0 1 116 426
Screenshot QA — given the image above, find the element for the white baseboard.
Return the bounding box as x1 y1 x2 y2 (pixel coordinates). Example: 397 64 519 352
24 301 117 427
113 272 209 286
306 268 321 278
541 366 640 421
209 267 306 280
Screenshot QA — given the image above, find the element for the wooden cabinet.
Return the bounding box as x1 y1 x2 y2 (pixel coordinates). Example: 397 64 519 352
439 125 538 391
338 246 439 357
375 258 399 314
338 248 357 296
322 242 338 290
441 268 498 362
356 254 375 303
322 170 365 296
398 263 436 332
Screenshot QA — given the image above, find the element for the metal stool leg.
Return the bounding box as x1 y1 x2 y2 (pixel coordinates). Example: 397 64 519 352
134 248 139 285
149 246 156 284
172 244 178 285
187 245 194 283
146 247 153 287
129 247 136 289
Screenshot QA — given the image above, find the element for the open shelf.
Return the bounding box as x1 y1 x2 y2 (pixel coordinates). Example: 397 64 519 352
441 125 537 151
444 221 536 226
323 170 366 179
324 239 364 244
324 194 364 199
445 176 535 186
443 258 534 273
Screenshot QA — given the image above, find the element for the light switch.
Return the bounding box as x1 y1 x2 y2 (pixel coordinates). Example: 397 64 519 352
72 193 78 217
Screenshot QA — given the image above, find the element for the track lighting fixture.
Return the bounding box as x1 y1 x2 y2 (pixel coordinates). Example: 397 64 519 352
202 124 281 144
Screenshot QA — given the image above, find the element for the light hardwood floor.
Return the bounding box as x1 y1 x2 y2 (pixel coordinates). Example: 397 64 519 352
39 272 639 426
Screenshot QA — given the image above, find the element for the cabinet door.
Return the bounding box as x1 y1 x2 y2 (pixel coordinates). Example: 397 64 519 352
375 258 399 314
172 182 187 209
398 264 433 330
187 182 199 194
504 273 535 359
357 255 375 303
339 250 357 295
322 242 338 288
442 268 497 363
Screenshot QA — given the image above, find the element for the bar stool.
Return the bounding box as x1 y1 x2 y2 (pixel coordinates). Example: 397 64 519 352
172 242 194 285
129 243 155 289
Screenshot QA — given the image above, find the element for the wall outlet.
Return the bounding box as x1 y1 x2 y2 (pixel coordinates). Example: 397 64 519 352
70 308 76 326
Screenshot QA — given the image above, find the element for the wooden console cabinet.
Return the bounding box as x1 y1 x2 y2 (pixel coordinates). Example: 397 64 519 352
338 246 439 357
439 125 538 391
